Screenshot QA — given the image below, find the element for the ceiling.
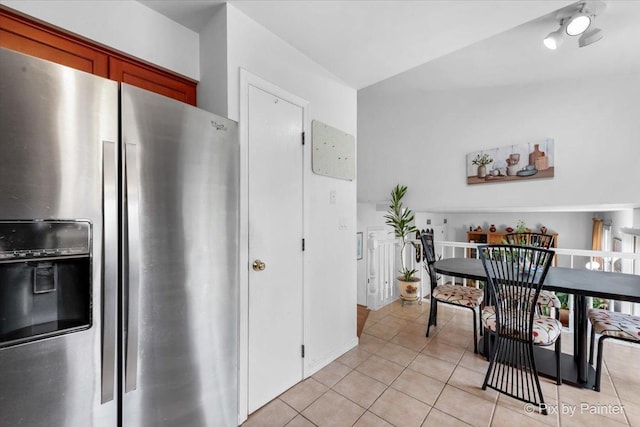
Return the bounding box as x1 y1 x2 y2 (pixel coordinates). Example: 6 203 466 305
140 1 640 90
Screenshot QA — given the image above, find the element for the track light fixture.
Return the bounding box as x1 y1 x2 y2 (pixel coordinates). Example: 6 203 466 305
566 7 592 36
543 2 605 50
579 28 603 47
543 20 566 50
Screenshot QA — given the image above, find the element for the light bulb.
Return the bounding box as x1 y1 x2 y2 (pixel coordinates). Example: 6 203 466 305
543 36 559 50
543 28 565 50
566 14 591 36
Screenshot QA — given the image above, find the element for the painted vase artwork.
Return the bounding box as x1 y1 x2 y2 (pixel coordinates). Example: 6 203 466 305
466 139 555 185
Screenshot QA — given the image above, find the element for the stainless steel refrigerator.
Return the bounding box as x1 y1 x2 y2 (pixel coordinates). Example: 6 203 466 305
0 48 239 427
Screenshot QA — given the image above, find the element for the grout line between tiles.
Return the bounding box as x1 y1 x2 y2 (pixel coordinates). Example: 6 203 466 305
245 301 640 426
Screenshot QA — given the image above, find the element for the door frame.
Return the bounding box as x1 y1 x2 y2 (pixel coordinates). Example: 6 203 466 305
238 69 309 423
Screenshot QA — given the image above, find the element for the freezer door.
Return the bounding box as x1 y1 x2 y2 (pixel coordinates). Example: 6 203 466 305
0 49 119 426
121 84 239 426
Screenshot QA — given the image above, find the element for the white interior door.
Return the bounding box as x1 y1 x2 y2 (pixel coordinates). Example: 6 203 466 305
247 84 304 413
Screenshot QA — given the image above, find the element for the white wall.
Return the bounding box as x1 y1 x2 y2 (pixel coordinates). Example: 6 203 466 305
439 212 593 250
2 0 199 80
604 209 634 242
198 5 227 116
604 209 639 263
223 2 358 365
356 66 640 294
356 70 639 293
358 73 640 213
202 4 358 416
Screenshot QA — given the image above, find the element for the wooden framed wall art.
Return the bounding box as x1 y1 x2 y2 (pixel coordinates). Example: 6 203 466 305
466 139 555 185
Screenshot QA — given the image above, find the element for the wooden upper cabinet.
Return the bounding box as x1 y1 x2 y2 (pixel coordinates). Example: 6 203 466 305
0 6 197 106
0 10 108 77
109 57 196 106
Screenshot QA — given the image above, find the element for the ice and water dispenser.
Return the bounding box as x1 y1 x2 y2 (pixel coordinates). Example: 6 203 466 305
0 220 92 348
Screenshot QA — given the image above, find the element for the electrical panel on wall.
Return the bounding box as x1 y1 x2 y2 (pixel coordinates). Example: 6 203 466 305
311 120 355 181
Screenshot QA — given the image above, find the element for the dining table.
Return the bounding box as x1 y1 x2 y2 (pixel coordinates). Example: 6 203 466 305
433 257 640 389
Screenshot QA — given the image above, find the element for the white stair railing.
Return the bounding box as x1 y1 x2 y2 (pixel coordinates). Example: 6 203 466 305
435 241 640 329
367 238 640 328
366 237 395 310
366 237 425 310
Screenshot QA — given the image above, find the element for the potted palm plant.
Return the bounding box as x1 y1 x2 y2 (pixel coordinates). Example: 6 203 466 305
384 184 421 305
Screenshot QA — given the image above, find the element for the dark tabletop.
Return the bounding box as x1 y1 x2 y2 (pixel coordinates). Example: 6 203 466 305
433 258 640 303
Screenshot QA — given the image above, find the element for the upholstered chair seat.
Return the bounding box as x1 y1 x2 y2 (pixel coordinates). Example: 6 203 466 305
432 284 484 308
535 290 562 308
589 309 640 340
588 308 640 391
482 306 563 345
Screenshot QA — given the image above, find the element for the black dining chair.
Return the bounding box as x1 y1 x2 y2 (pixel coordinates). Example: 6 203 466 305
505 233 561 317
420 231 484 353
478 244 561 415
504 232 554 249
588 309 640 391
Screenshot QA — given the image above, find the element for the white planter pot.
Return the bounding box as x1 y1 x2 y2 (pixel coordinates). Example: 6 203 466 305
397 277 421 305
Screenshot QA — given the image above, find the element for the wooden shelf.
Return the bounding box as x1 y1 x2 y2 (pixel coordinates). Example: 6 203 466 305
466 230 558 266
467 231 558 246
467 231 508 245
467 167 555 185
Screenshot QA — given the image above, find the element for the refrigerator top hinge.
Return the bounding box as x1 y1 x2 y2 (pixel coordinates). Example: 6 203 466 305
301 344 305 358
302 238 305 251
302 132 305 145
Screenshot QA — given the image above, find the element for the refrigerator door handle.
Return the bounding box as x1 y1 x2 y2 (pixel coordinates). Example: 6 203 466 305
101 141 117 403
124 143 141 393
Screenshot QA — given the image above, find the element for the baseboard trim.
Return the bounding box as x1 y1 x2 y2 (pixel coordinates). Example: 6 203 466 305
304 336 359 377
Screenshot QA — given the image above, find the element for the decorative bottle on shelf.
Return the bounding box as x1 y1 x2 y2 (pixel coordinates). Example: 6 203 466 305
489 224 496 232
529 144 544 166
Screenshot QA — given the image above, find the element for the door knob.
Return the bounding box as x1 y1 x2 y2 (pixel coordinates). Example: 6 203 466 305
252 259 266 271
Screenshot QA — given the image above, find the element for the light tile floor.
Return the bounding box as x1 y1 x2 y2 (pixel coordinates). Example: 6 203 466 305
243 300 640 427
